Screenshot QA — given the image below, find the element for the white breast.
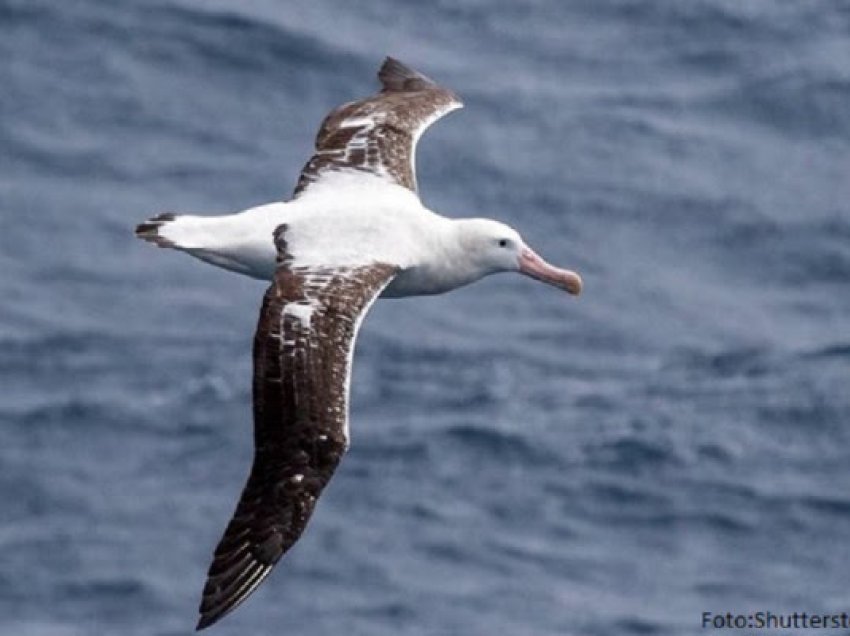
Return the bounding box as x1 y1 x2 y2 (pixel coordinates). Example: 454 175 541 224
281 173 447 272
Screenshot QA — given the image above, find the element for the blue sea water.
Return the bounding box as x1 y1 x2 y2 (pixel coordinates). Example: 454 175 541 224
2 0 849 634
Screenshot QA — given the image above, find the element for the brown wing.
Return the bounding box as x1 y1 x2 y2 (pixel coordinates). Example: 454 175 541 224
196 258 398 630
293 57 462 197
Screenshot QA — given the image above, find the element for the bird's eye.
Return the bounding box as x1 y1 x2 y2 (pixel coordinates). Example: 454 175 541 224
498 239 509 248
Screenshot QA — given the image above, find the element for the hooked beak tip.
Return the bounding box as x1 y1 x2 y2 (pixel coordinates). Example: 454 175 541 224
564 272 583 296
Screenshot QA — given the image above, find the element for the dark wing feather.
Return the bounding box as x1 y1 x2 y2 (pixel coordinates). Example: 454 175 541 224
293 56 462 197
196 259 398 630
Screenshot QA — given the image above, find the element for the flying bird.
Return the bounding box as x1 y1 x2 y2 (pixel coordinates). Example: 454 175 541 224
136 57 582 630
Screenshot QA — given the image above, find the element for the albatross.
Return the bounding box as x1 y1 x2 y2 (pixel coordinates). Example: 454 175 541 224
136 57 582 630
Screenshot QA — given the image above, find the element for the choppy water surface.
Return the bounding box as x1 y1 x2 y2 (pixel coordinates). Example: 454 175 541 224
2 1 849 634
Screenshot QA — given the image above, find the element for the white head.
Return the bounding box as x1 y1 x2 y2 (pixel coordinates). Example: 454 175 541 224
455 219 582 295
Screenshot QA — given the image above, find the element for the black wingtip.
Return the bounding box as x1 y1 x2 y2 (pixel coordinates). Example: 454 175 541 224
195 592 231 631
378 56 436 92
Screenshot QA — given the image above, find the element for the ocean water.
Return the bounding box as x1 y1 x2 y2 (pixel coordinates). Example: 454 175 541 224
2 1 849 634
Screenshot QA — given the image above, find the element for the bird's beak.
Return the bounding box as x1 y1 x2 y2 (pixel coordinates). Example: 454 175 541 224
519 247 583 296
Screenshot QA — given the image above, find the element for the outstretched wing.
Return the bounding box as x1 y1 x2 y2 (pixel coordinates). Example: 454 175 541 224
196 249 398 630
293 57 462 198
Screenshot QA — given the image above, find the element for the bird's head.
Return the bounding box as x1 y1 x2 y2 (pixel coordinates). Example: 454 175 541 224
457 219 582 295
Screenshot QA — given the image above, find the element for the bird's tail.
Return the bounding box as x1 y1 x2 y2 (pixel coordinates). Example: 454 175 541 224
135 212 219 251
134 211 267 278
135 212 181 248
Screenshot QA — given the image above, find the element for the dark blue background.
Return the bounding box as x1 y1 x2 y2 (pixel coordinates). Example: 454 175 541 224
2 1 849 634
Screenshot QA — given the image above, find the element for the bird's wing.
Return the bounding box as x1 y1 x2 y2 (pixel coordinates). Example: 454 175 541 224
196 234 398 630
293 56 462 198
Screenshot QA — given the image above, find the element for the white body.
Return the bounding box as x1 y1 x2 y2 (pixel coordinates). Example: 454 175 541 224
157 172 506 297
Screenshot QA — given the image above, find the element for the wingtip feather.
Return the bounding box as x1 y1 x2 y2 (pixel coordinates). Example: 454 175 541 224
378 56 436 92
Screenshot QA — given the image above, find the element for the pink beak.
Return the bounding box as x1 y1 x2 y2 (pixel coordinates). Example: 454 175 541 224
518 247 583 296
